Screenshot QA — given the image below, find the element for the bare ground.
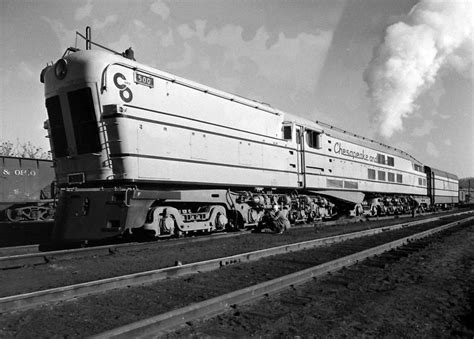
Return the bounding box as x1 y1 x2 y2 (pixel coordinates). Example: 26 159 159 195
174 223 474 338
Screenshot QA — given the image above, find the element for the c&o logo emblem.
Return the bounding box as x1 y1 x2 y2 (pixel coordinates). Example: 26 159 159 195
113 73 133 103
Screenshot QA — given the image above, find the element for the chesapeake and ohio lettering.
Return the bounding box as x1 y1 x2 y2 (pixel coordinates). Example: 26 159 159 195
1 168 37 176
334 142 376 162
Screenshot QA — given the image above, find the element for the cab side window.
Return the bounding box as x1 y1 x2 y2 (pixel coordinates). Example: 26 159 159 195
306 130 322 149
283 125 292 140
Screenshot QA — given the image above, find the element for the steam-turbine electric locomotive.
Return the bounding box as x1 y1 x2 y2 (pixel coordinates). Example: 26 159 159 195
40 34 458 243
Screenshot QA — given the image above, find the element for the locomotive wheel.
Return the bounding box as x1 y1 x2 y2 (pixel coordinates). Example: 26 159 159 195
37 207 54 221
226 211 244 231
354 204 363 217
287 210 297 224
248 209 259 224
169 214 183 237
307 210 318 222
370 207 377 216
215 212 228 231
6 209 22 222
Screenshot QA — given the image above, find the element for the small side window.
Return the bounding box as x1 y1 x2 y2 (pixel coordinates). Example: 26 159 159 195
283 125 292 140
378 171 386 181
387 156 394 166
368 169 376 180
397 174 403 183
413 164 423 172
306 130 322 149
377 154 386 165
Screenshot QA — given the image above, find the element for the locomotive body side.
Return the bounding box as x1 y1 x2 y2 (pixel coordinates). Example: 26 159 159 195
299 127 428 199
44 50 298 189
102 61 298 189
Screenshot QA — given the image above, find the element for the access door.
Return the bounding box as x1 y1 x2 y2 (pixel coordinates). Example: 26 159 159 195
295 125 305 188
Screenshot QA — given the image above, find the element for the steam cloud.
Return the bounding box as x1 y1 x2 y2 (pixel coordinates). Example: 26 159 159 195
364 0 473 138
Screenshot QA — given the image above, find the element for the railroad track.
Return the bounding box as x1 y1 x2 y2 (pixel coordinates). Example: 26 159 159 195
0 244 39 257
0 231 249 270
1 214 472 337
93 214 474 338
1 212 472 317
169 217 474 337
0 207 460 256
0 209 469 270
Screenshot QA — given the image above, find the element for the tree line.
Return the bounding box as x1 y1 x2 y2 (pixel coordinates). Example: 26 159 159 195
0 140 51 160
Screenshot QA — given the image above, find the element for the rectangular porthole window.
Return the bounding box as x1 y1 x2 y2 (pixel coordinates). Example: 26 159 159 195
414 164 423 172
378 171 386 181
377 154 386 164
283 125 292 140
368 168 376 180
306 130 322 149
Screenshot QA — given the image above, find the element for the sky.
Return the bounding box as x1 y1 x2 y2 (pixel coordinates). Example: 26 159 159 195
0 0 472 178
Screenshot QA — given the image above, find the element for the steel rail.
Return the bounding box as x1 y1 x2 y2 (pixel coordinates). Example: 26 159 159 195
0 209 465 265
0 231 249 270
1 212 471 313
0 244 38 257
92 215 474 338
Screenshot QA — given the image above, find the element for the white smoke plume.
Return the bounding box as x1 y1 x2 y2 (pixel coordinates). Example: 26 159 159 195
364 0 473 138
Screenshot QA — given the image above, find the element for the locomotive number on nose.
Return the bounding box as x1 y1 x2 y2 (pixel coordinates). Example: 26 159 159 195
134 72 154 88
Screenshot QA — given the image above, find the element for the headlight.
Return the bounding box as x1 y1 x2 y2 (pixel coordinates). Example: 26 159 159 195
54 59 68 80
